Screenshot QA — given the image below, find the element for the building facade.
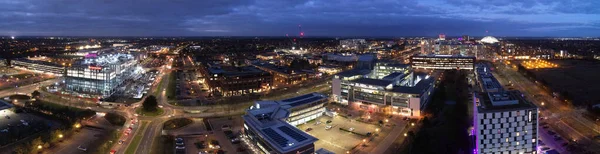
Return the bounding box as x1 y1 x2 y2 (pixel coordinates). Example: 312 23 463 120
473 63 539 154
331 63 436 117
199 63 273 97
65 53 138 98
411 55 475 70
11 58 65 76
474 91 539 154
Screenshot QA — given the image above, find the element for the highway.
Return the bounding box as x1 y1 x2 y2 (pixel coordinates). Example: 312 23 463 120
493 62 600 153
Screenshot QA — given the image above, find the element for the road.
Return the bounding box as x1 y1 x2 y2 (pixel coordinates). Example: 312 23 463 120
0 77 62 98
494 62 600 153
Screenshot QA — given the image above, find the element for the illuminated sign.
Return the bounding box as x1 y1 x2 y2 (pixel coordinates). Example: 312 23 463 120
89 66 102 70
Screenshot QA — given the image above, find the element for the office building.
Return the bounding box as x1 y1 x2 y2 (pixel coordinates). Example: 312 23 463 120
475 64 503 92
411 54 475 70
331 62 436 117
474 90 538 154
242 93 326 154
11 58 65 76
65 53 140 98
199 63 273 97
252 62 315 87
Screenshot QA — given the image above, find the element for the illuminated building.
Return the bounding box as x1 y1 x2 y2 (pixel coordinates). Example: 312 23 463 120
11 58 65 76
257 52 279 61
252 62 314 86
199 63 273 97
480 36 499 44
411 54 475 70
65 53 139 98
472 63 538 154
331 62 436 117
438 34 446 40
242 93 326 154
474 90 538 154
339 39 366 50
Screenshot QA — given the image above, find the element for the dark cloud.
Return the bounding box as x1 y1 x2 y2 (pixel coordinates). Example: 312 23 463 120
0 0 598 36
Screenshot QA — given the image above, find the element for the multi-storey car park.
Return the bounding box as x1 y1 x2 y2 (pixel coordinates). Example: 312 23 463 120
242 93 327 154
11 58 66 76
65 53 141 98
331 62 436 117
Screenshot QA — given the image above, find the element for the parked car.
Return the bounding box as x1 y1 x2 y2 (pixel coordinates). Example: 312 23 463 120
305 128 313 132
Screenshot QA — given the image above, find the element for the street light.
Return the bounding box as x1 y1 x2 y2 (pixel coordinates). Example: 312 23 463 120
404 133 407 137
375 128 379 132
411 123 415 126
59 134 63 138
37 145 42 149
541 102 545 106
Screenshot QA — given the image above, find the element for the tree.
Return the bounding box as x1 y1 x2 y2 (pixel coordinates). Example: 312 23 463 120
143 95 158 112
31 90 41 98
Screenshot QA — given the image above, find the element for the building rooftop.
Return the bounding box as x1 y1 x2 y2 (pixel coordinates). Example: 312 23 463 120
252 62 308 75
391 73 435 94
477 90 537 113
353 78 393 87
13 58 64 67
244 93 325 153
336 69 370 78
207 65 267 77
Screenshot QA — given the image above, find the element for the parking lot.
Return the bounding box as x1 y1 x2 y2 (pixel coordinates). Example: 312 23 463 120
170 117 247 154
48 128 108 154
0 109 54 147
296 115 385 154
174 70 207 101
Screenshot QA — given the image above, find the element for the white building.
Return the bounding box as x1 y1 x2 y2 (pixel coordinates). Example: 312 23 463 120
242 93 326 154
474 91 539 154
65 53 140 98
331 62 436 117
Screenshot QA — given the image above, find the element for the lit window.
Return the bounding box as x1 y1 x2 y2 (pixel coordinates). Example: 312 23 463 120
516 132 520 136
516 142 519 145
532 139 536 143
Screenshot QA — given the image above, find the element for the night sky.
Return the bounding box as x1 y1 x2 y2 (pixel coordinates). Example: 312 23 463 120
1 0 599 37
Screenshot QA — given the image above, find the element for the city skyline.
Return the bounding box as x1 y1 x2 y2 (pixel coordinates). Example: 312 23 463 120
1 0 600 37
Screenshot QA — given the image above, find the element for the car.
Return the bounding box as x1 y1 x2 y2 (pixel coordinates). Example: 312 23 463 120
547 131 556 135
326 120 332 124
542 125 549 129
175 138 184 142
1 129 8 132
175 146 185 149
176 141 184 146
221 125 231 130
315 121 321 125
325 125 332 130
305 128 313 132
118 140 124 144
4 115 9 119
78 145 87 151
349 127 355 131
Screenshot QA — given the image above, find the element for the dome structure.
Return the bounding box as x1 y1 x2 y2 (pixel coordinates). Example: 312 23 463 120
480 36 499 44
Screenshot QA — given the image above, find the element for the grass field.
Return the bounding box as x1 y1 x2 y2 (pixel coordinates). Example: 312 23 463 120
125 121 148 154
135 108 164 117
166 71 176 100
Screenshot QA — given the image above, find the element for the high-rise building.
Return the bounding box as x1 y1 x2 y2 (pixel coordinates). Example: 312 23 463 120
438 34 446 40
474 90 538 154
462 35 471 41
473 63 539 154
